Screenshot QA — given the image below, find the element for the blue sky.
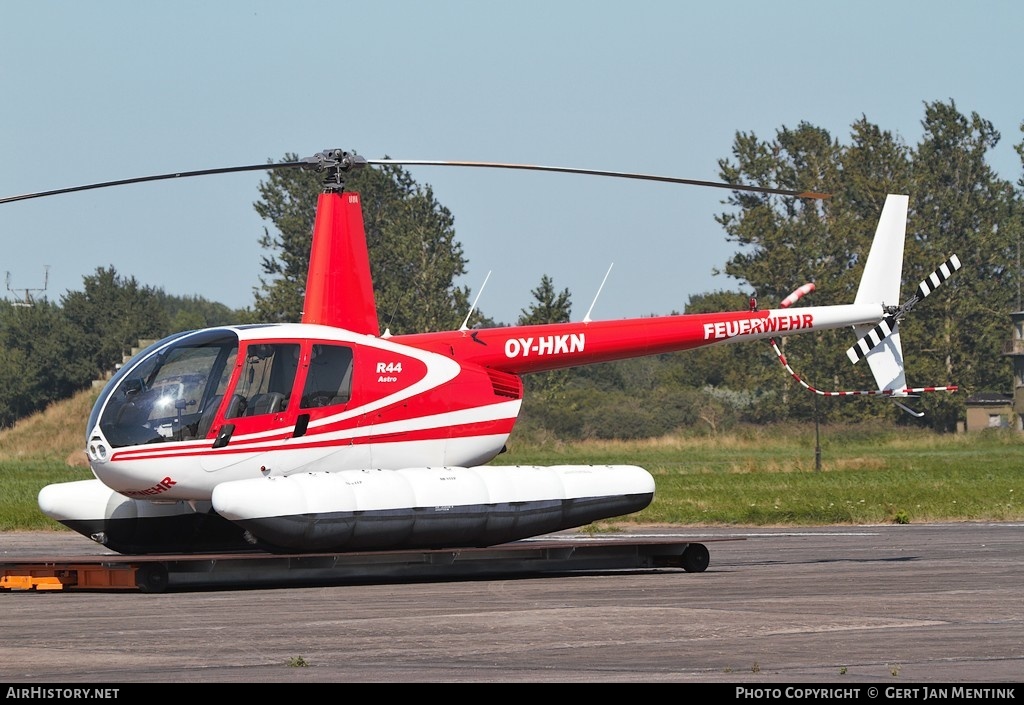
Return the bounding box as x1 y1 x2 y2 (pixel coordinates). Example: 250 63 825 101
1 1 1021 326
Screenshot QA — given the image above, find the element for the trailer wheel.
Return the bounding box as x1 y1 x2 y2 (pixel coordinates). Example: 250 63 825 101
681 543 710 573
135 563 169 593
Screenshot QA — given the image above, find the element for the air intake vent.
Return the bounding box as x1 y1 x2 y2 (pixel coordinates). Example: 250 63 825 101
487 369 522 399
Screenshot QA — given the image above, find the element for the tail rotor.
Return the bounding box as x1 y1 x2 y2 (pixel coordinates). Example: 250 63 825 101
768 247 962 418
846 254 962 365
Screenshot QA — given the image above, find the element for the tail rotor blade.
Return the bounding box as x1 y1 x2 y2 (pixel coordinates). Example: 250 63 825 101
916 254 962 300
846 254 961 364
847 316 897 364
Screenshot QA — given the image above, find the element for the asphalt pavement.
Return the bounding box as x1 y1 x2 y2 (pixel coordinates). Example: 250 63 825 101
1 523 1021 686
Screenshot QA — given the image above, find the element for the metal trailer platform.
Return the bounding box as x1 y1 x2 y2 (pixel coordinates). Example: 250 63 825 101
0 536 741 593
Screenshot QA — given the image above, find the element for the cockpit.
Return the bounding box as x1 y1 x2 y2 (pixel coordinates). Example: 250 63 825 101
89 328 355 450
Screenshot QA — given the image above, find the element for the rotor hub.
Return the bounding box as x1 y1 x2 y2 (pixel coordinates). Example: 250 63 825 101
301 149 368 192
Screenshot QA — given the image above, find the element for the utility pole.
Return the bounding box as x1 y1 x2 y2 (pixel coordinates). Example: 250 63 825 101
814 332 822 472
814 393 822 472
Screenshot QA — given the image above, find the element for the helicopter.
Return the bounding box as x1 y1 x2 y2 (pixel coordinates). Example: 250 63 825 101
2 149 959 556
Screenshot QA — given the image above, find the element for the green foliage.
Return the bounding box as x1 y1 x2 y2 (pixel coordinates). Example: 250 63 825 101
494 426 1024 527
0 269 249 428
907 101 1019 431
251 160 317 322
61 266 171 379
0 342 33 428
0 300 95 427
360 163 471 333
739 103 1024 432
518 274 572 325
519 274 574 399
157 291 247 331
706 100 1024 431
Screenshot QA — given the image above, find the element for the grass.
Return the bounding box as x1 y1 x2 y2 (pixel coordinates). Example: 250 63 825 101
1 387 1022 531
0 387 101 531
491 424 1024 527
0 460 92 531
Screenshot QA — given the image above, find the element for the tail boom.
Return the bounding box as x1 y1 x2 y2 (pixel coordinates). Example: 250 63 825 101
397 303 886 376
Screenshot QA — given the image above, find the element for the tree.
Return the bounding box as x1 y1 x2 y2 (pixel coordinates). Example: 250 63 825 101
516 274 574 405
251 159 318 322
713 103 1023 430
155 292 246 332
517 274 571 325
715 121 877 423
1016 120 1024 312
60 266 170 380
0 334 32 428
907 100 1022 430
679 290 766 390
0 300 92 427
0 272 247 427
252 155 473 333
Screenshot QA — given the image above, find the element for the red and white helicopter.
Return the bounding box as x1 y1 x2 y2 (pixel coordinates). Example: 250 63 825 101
3 150 959 556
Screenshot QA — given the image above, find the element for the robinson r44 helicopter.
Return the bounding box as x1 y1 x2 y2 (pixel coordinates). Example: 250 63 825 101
2 150 960 556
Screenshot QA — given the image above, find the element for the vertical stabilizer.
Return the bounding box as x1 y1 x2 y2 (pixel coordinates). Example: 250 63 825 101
302 191 380 335
854 194 907 307
851 195 909 393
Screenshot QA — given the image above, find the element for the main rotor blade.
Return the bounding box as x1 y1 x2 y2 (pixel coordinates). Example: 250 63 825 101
0 160 310 205
369 159 831 200
1 149 832 204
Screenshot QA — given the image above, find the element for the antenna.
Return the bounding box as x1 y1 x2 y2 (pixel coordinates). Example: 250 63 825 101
6 266 49 307
460 271 492 331
582 264 614 323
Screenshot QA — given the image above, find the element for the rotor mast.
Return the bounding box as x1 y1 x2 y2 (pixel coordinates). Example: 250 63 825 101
298 151 379 334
